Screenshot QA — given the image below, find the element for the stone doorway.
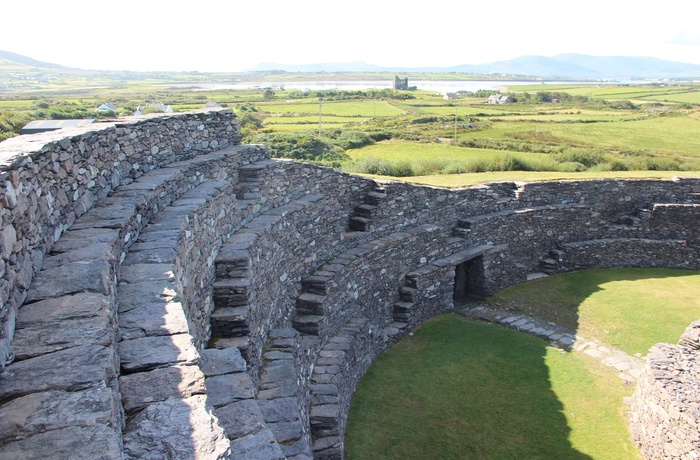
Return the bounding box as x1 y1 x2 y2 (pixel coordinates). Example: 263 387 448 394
454 256 487 301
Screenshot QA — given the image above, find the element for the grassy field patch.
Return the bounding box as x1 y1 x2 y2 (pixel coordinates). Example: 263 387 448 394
489 268 700 355
346 314 639 460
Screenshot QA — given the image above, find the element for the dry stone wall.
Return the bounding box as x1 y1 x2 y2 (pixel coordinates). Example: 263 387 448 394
1 109 699 459
629 322 700 459
0 109 241 369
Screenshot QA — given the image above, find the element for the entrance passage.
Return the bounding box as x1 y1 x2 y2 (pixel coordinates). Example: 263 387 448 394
454 256 487 301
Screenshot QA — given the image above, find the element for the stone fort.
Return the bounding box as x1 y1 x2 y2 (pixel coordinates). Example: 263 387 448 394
0 108 698 459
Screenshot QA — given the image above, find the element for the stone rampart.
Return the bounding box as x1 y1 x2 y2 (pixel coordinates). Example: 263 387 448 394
629 322 700 459
1 109 699 459
0 109 241 369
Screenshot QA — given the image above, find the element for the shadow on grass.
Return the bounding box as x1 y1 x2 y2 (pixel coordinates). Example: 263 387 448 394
345 314 593 460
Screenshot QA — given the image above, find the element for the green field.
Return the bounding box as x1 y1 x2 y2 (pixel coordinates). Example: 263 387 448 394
3 68 700 182
346 314 640 460
347 268 700 459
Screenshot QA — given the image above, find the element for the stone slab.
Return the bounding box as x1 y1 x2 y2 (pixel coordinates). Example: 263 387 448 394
119 263 175 284
230 429 285 460
13 315 114 360
118 299 188 339
215 398 266 439
0 387 118 443
122 395 231 460
26 259 113 302
16 292 111 326
119 363 206 412
0 344 116 399
117 281 177 313
205 372 255 408
199 347 246 376
0 424 122 460
50 228 120 254
118 334 198 373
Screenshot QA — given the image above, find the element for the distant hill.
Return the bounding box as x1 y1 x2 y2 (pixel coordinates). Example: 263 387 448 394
0 50 67 69
250 54 700 79
249 61 387 73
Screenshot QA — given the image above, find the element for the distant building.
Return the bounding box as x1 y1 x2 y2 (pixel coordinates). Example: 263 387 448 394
204 100 222 109
393 75 408 90
486 94 512 104
21 119 95 135
95 103 118 112
443 92 459 100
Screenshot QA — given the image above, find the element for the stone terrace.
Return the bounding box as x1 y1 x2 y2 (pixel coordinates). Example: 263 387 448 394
1 109 700 459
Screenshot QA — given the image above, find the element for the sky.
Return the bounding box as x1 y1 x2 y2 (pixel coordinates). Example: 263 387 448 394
2 0 700 72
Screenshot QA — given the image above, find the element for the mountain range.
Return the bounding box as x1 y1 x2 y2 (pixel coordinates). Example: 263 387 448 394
250 54 700 79
3 49 700 79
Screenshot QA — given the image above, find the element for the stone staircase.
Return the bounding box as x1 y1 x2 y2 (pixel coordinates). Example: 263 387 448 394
0 146 287 459
348 185 386 232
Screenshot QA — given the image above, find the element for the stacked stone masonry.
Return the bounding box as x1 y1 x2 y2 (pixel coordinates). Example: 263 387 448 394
1 109 699 459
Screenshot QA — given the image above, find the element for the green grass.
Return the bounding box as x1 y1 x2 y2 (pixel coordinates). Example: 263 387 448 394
346 314 639 460
393 170 699 188
260 100 405 117
489 268 700 356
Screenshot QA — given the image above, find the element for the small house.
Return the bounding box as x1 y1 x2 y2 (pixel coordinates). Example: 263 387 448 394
95 103 118 112
444 92 459 100
486 94 511 104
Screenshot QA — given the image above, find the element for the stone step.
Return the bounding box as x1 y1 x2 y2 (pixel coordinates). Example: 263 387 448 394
205 371 255 408
456 219 473 229
215 248 251 279
399 286 417 302
393 301 415 322
212 278 251 308
354 203 378 218
208 336 251 362
118 334 199 374
301 275 331 295
292 315 324 335
348 216 371 232
452 226 470 238
365 191 386 205
295 293 326 316
199 347 247 376
210 306 250 337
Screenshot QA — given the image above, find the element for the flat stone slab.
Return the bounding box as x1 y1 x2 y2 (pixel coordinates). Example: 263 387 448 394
258 397 299 424
117 282 177 314
0 424 122 460
50 228 120 254
0 387 118 443
25 259 113 302
199 347 246 376
118 299 188 339
215 399 266 439
0 344 116 399
121 246 175 264
41 241 114 270
118 334 198 373
122 395 231 460
119 263 175 284
16 292 111 326
119 364 206 412
13 315 113 360
205 372 255 408
230 429 285 460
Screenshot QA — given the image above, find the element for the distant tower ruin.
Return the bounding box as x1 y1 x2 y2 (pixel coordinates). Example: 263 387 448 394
393 75 408 90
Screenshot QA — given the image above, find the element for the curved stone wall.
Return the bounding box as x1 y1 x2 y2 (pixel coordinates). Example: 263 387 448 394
629 322 700 459
1 109 699 459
